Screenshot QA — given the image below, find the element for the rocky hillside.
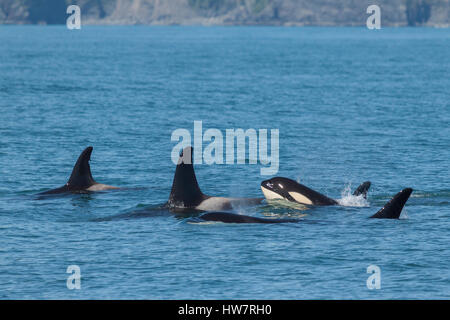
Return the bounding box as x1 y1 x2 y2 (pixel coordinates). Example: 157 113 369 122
0 0 448 26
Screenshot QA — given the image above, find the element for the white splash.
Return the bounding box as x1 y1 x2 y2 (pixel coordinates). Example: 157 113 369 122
336 183 370 207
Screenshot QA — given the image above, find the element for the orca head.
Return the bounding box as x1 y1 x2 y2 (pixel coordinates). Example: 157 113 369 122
370 188 413 219
261 177 307 203
261 177 337 206
66 146 97 190
168 146 206 208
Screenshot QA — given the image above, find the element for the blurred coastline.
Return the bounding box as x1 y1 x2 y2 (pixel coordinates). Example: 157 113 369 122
0 0 449 27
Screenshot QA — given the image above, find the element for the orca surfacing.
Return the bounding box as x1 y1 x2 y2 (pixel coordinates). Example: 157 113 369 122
198 212 299 224
38 146 118 195
260 177 371 206
196 188 413 223
370 188 413 219
167 146 263 211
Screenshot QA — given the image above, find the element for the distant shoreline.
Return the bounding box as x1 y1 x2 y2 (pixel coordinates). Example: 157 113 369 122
1 0 449 28
1 23 449 28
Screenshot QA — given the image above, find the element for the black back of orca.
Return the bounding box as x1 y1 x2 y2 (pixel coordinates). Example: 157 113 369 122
289 182 338 205
199 212 299 224
168 146 207 208
353 181 371 198
370 188 413 219
39 146 97 195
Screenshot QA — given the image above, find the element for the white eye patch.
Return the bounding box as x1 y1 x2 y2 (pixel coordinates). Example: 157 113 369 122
261 186 284 200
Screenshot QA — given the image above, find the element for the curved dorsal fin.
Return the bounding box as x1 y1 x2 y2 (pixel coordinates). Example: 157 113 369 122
168 146 205 208
370 188 413 219
67 146 96 189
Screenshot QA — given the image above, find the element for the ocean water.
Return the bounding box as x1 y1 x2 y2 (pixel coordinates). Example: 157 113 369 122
0 26 449 299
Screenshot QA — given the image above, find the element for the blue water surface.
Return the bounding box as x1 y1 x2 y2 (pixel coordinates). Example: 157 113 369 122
0 26 449 299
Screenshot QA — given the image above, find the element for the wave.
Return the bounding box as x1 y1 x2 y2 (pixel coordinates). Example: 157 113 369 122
336 184 370 207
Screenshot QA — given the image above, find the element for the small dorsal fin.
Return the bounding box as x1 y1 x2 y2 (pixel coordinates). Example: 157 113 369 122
67 146 96 189
168 146 206 208
353 181 371 198
370 188 413 219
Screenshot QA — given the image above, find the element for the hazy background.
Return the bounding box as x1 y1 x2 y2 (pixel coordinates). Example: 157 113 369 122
0 0 449 27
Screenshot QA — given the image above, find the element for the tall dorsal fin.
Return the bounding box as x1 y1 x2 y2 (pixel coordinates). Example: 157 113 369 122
353 181 371 198
168 146 206 208
370 188 413 219
67 146 96 189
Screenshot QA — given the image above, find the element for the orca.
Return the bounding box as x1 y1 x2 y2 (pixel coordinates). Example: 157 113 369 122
167 146 263 211
370 188 413 219
196 188 413 223
38 146 118 195
260 177 371 206
198 212 300 224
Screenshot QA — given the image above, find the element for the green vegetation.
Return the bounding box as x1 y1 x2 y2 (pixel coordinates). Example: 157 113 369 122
251 0 269 14
25 0 67 24
188 0 227 11
406 0 432 26
187 0 269 16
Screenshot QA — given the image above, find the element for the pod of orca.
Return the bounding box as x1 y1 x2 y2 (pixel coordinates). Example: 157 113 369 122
38 146 414 223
